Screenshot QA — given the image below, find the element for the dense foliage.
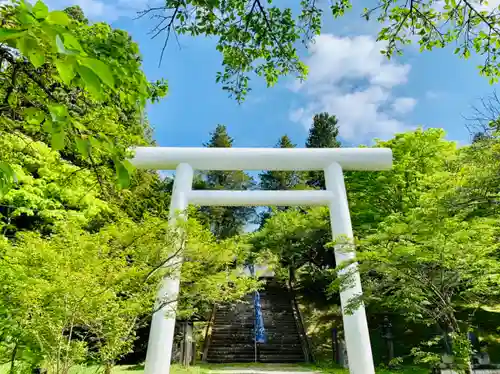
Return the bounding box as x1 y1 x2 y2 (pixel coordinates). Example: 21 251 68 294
253 129 500 370
0 3 257 373
0 0 167 193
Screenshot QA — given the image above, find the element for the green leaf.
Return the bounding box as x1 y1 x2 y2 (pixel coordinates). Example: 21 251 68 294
115 160 131 189
28 49 45 68
16 36 44 68
32 0 49 20
0 28 27 41
19 0 33 11
89 137 101 149
122 159 136 175
76 63 102 98
42 118 53 133
55 34 66 54
0 162 15 196
75 137 90 159
18 8 36 25
55 59 76 85
63 33 83 52
16 36 30 56
24 107 45 125
80 57 115 88
51 127 66 150
46 10 71 26
48 104 68 122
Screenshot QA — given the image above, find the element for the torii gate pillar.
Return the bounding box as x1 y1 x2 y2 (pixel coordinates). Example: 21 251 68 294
131 147 393 374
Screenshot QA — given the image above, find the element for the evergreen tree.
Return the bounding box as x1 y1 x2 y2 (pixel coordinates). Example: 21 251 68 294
258 135 305 224
198 125 256 238
305 113 341 189
259 135 304 190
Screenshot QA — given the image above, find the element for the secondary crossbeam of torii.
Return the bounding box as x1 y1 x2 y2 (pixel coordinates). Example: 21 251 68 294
130 147 393 374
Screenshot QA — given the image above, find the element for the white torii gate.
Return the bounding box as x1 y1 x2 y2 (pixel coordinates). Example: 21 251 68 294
131 147 393 374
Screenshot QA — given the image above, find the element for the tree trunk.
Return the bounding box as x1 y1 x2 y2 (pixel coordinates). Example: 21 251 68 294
104 361 113 374
9 343 17 374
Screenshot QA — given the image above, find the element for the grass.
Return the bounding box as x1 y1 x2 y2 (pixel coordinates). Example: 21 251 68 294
69 363 429 374
1 362 429 374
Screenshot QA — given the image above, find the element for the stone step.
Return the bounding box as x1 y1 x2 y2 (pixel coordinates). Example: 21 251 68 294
210 335 254 341
259 357 305 363
208 348 255 355
214 315 252 318
212 323 254 328
209 343 255 349
210 340 254 346
211 330 300 336
206 355 256 362
259 350 304 356
207 356 255 361
210 337 302 345
210 334 254 338
259 347 303 352
211 336 254 341
210 334 254 340
261 322 298 327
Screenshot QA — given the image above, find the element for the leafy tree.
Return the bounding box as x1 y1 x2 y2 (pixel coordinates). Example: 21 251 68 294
197 124 257 239
444 136 500 220
0 130 112 236
343 139 500 369
350 210 500 371
359 0 500 83
204 124 234 149
254 129 458 282
252 207 333 272
139 0 500 102
0 214 258 373
339 132 500 369
0 0 167 193
64 5 88 24
346 128 458 235
305 113 341 189
0 0 172 233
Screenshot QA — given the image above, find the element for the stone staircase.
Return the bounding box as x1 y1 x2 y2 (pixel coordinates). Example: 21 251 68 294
206 280 305 363
207 295 256 363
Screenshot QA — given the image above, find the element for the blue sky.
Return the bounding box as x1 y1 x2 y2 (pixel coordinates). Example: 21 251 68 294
46 0 494 149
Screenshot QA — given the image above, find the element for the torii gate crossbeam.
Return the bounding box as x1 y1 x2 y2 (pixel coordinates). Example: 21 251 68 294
130 147 393 374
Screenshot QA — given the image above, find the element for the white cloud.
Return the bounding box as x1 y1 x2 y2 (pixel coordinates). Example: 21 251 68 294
425 90 442 100
392 97 417 114
74 0 116 19
45 0 161 21
290 34 416 141
476 0 500 11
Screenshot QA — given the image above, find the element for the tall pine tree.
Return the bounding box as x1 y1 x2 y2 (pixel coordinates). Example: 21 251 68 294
258 135 305 224
305 113 341 189
197 125 256 239
259 135 304 190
